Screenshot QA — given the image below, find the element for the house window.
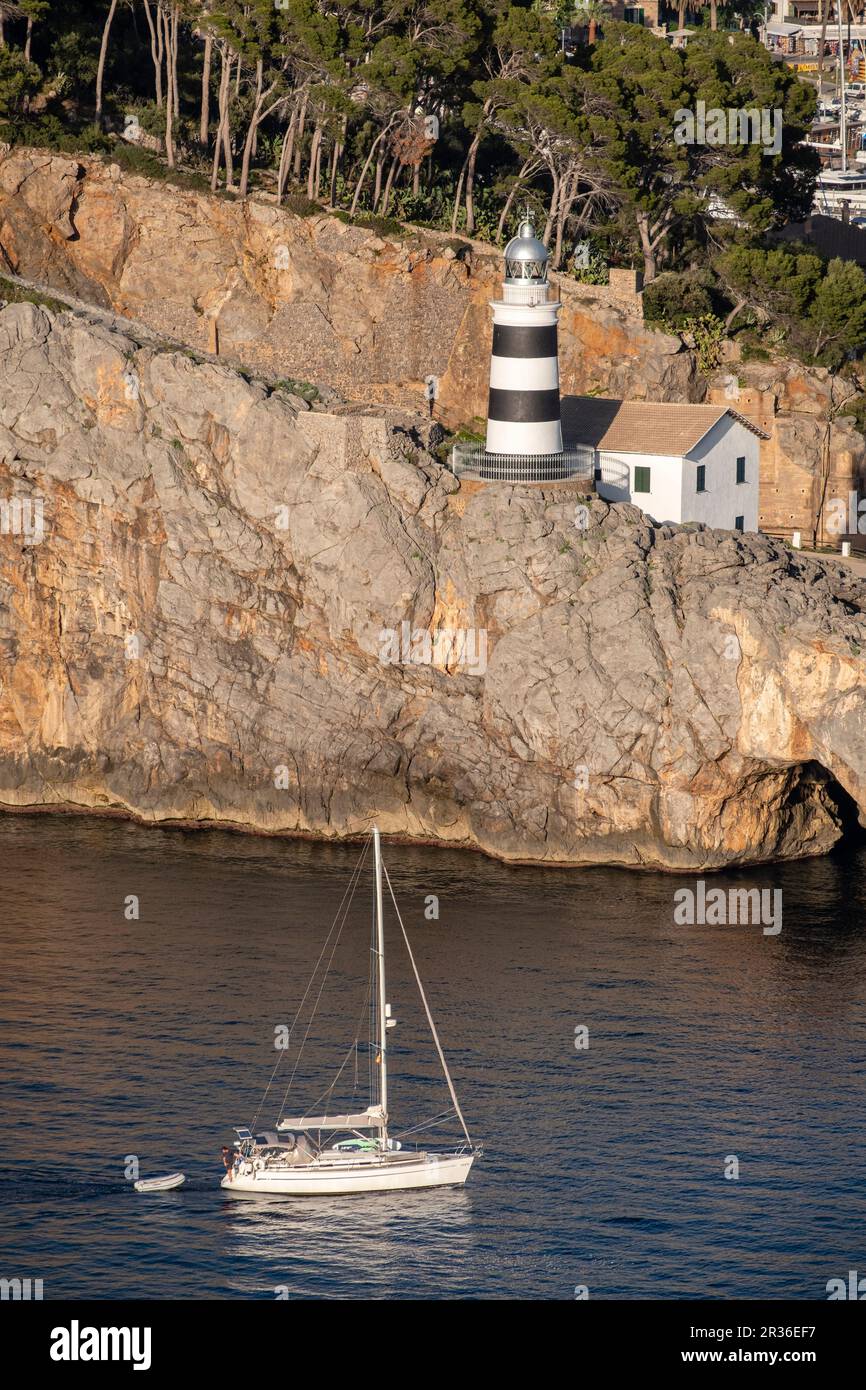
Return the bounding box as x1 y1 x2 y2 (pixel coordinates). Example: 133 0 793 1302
696 464 706 492
734 515 745 532
736 456 746 484
633 466 651 493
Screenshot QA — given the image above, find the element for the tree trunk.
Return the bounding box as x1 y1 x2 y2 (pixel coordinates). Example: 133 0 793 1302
313 130 323 200
221 88 234 189
306 123 322 200
239 109 259 198
200 32 212 146
142 0 164 108
464 129 483 235
379 154 399 215
238 62 266 197
497 159 536 241
724 295 747 331
710 0 718 30
293 91 308 178
211 47 232 191
350 122 392 216
239 86 286 199
588 18 597 44
95 0 119 130
163 5 175 168
171 5 180 113
251 57 262 159
373 148 385 207
450 148 470 233
543 171 560 247
636 211 657 282
329 121 345 207
24 15 32 62
327 141 337 206
277 109 296 202
554 170 577 268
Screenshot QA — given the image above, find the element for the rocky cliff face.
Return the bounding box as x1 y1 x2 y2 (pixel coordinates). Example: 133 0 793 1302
0 146 696 421
1 301 864 868
707 368 866 542
2 145 862 545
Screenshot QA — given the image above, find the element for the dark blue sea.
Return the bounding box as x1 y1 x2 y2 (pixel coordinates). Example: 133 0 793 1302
1 814 864 1300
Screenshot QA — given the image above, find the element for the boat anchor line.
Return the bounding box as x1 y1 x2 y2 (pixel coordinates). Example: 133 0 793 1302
221 826 480 1196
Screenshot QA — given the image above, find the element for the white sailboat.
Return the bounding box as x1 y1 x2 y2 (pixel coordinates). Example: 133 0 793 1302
221 827 479 1196
814 10 866 215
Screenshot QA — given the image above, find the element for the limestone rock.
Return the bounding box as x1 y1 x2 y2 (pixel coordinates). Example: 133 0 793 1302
0 302 864 869
0 147 696 424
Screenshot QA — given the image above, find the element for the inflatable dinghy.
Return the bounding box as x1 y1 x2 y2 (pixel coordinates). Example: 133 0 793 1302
134 1172 185 1193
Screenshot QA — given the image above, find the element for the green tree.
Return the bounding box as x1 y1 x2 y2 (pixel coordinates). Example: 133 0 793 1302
18 0 49 63
717 245 823 326
715 245 866 367
495 64 615 264
452 0 556 234
0 41 40 135
683 33 816 239
582 26 816 282
804 258 866 366
582 24 694 282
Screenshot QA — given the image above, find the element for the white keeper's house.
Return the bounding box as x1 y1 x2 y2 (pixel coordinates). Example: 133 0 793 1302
561 397 769 533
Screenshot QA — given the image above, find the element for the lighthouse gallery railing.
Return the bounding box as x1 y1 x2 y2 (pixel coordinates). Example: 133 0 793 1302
448 443 630 486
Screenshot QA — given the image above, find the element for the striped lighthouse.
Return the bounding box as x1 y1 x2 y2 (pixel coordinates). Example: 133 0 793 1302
485 217 563 471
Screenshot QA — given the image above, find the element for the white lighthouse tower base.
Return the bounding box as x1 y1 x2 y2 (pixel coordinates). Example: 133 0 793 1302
486 299 563 457
451 217 587 484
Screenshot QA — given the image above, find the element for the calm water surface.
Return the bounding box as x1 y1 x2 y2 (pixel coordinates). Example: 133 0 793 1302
1 815 864 1300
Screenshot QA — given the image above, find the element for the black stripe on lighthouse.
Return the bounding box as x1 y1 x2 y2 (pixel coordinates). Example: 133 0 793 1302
487 388 561 423
492 323 559 359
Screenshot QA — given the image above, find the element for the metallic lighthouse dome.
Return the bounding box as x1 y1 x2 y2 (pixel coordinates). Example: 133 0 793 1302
504 217 549 283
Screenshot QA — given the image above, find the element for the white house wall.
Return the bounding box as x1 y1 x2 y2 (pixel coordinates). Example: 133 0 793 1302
685 419 760 532
595 419 760 533
596 451 687 524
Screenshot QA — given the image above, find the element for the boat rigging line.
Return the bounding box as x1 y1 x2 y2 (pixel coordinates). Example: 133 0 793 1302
383 862 474 1150
250 834 370 1131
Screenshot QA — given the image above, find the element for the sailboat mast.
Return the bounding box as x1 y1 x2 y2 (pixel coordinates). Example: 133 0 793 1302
840 7 849 174
373 826 388 1132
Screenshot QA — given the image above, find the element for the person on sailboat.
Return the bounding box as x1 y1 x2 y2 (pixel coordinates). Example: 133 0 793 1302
221 1146 235 1182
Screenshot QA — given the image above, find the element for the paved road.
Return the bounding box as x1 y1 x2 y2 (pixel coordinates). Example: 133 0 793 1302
800 546 866 579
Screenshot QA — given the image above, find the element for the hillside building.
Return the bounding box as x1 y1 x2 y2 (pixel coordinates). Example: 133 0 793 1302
562 398 767 532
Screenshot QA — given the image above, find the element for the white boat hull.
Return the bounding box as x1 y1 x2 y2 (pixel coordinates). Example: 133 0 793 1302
134 1172 185 1192
221 1152 474 1196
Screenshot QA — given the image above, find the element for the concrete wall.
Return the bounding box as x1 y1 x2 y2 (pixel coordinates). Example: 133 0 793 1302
567 269 644 320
